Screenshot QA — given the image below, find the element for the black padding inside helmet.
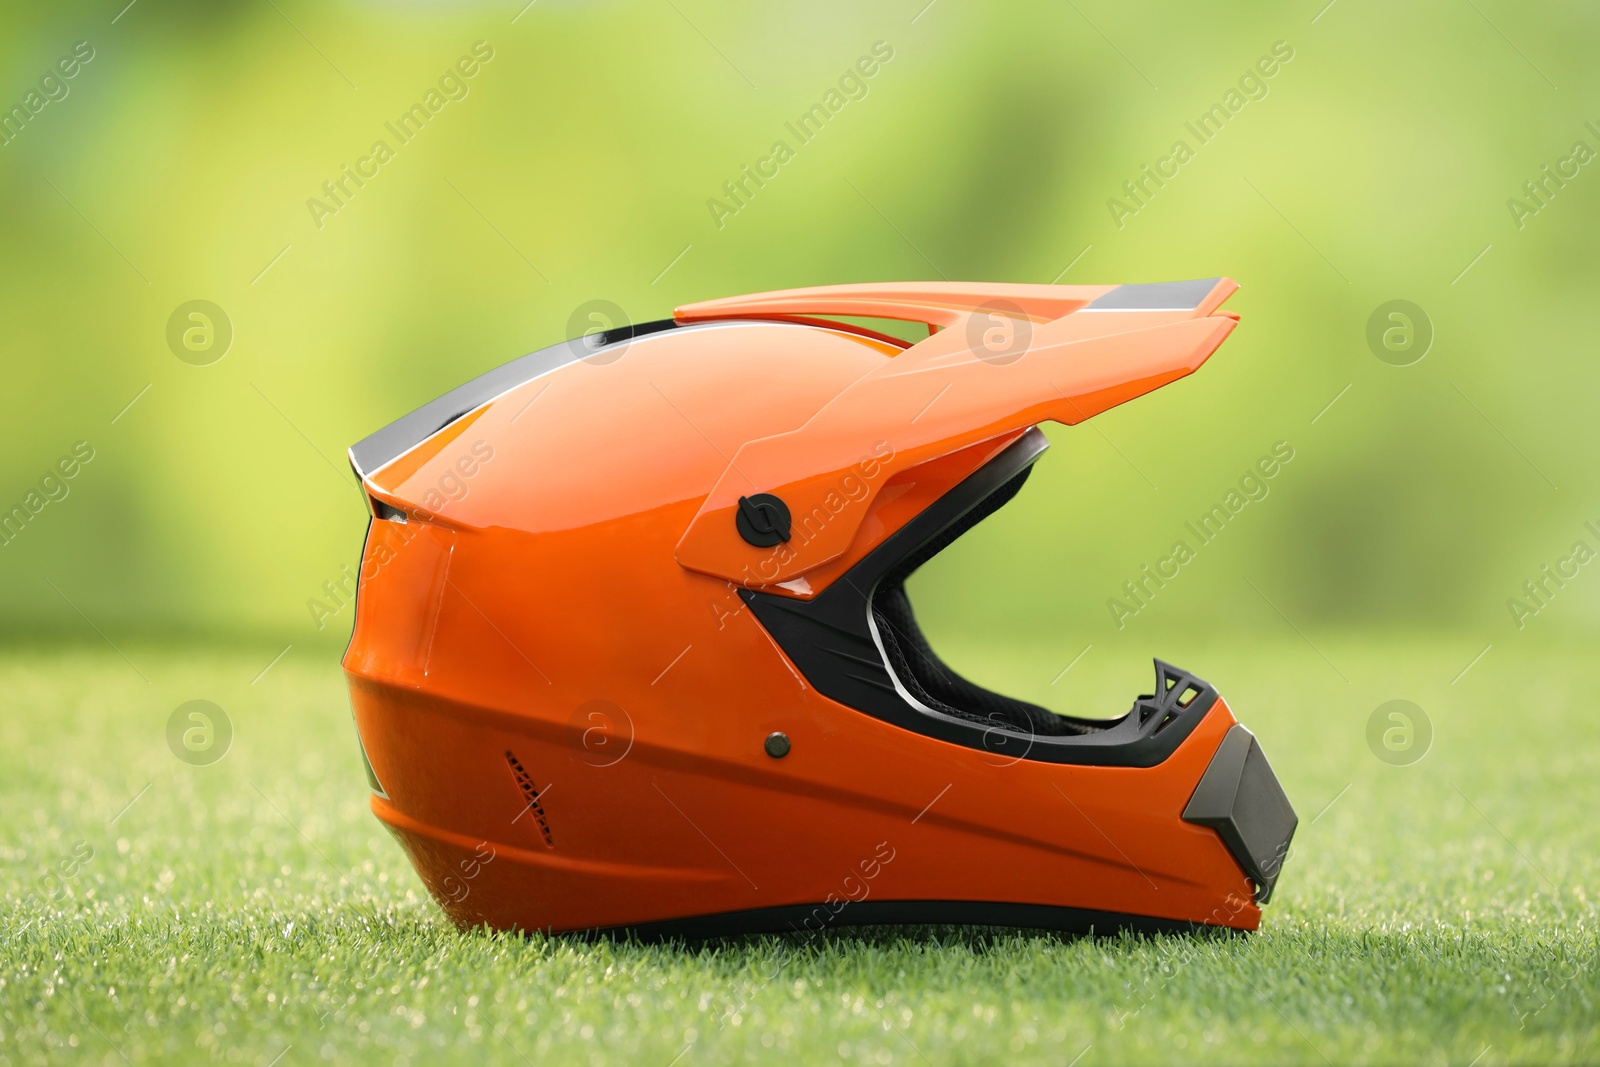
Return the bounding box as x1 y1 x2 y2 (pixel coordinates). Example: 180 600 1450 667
742 427 1215 766
870 465 1106 738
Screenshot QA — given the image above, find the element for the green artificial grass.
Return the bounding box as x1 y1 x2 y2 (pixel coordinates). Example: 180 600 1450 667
2 634 1596 1065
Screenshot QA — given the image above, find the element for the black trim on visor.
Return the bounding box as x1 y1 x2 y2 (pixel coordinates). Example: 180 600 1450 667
742 428 1217 767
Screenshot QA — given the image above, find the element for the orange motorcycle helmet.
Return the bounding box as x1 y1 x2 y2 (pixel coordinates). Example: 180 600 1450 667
343 279 1297 937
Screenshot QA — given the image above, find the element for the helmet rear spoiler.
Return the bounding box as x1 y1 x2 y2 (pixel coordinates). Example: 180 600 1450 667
672 278 1240 589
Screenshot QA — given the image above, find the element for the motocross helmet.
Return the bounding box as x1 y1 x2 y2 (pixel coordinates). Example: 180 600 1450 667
343 279 1297 937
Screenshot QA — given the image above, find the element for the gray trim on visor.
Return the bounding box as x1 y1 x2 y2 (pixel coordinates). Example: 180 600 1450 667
348 317 900 480
348 285 1222 481
348 319 679 479
1083 278 1221 312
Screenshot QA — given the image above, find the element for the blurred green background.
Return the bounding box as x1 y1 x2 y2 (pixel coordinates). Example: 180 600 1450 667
6 6 1600 1061
2 0 1598 668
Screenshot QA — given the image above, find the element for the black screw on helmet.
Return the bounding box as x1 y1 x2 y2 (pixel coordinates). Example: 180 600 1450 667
736 494 792 547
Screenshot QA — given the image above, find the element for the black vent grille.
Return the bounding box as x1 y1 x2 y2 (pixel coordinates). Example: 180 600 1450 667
505 751 554 848
1132 663 1207 735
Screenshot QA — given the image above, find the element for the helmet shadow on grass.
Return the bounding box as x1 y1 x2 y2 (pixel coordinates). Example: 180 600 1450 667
545 921 1242 956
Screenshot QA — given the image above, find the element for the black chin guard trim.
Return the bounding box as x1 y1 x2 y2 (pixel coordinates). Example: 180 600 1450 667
1183 724 1298 903
742 428 1218 768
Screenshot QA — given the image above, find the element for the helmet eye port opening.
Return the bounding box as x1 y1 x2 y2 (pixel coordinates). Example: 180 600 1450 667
742 428 1217 767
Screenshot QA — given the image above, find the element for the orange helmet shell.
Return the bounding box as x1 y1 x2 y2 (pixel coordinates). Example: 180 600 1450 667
343 279 1296 937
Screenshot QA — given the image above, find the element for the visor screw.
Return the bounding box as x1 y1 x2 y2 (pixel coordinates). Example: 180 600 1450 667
736 494 792 547
763 731 791 759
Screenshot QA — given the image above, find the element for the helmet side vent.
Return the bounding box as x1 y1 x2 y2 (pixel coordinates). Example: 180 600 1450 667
504 750 554 848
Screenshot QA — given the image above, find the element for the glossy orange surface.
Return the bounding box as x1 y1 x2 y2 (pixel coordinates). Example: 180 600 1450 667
343 280 1264 934
674 280 1239 587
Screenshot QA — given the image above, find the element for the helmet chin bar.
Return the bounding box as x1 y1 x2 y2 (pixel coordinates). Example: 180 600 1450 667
742 427 1218 768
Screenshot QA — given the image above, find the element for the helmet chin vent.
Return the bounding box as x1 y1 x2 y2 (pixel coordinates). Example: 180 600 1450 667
1132 663 1209 735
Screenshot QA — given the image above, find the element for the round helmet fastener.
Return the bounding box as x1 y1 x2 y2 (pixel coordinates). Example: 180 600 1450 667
735 493 791 547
